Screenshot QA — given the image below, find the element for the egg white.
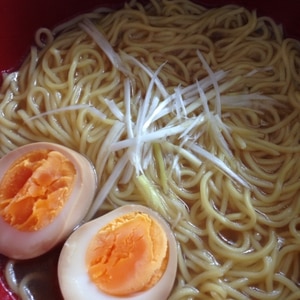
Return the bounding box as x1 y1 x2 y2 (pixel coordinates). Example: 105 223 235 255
58 204 178 300
0 142 97 259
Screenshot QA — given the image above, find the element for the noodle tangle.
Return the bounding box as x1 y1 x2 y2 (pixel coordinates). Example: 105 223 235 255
0 0 300 299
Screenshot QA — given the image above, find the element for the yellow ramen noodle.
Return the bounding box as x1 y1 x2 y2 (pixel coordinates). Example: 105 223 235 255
1 0 300 299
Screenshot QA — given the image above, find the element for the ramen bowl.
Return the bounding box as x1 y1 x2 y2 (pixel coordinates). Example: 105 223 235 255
0 1 299 300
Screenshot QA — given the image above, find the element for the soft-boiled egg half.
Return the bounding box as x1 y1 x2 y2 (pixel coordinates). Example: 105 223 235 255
58 204 178 300
0 142 97 259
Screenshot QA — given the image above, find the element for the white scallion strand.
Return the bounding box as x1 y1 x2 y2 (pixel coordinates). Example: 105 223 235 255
26 104 107 121
79 18 130 76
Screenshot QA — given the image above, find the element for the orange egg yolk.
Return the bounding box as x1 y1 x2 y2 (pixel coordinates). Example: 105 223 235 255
0 149 76 231
86 211 169 296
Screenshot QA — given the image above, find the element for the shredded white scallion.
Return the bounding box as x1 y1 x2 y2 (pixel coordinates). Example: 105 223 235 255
21 38 259 221
79 18 130 76
26 104 107 121
187 142 249 188
121 52 169 98
111 121 194 152
174 85 187 119
124 78 135 139
104 98 124 121
135 63 166 134
95 120 125 178
43 41 256 218
85 150 129 220
196 49 222 117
